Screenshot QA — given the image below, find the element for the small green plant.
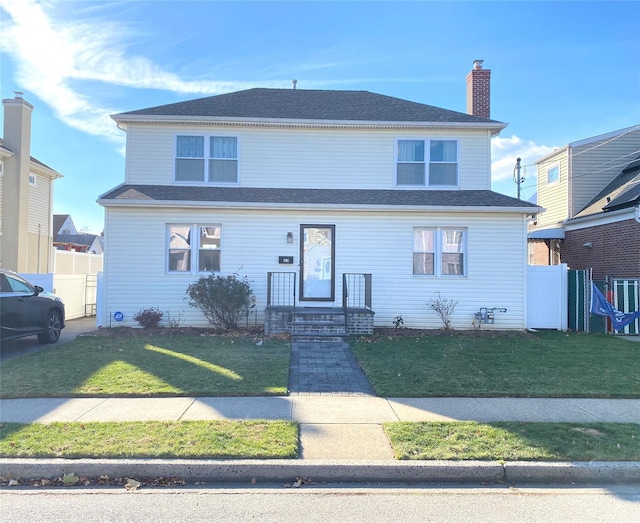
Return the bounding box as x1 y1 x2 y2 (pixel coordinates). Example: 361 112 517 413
392 315 404 330
133 307 164 329
427 292 458 330
186 273 255 331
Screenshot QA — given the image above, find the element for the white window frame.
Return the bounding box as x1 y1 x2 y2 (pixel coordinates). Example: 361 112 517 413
546 163 560 185
396 138 459 188
167 223 222 274
413 226 467 276
174 134 240 185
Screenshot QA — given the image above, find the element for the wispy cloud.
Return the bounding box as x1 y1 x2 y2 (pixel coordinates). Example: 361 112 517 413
491 134 557 185
0 0 257 143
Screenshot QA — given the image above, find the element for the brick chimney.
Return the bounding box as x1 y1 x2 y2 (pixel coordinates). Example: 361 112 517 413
466 60 491 119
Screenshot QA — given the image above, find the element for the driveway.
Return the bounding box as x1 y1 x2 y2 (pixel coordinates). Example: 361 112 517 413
0 316 97 361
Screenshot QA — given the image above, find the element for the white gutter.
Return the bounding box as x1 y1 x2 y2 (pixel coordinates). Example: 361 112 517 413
96 198 541 214
111 115 507 134
563 207 637 230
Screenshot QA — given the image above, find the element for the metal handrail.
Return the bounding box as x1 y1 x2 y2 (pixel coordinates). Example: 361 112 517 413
342 273 372 310
267 272 297 308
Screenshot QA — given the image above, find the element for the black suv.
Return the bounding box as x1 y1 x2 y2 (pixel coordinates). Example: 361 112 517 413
0 270 66 344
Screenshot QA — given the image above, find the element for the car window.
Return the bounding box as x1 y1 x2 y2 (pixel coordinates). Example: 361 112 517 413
4 274 34 294
0 275 12 293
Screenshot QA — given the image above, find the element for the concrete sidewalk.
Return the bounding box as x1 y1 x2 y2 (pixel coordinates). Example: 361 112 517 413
1 395 639 485
1 395 638 460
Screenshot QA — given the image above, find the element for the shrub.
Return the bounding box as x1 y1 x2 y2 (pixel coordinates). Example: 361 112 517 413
427 292 458 330
133 307 164 329
186 273 255 331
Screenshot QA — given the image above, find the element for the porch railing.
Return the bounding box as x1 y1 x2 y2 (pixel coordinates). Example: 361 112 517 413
342 273 372 310
267 272 296 307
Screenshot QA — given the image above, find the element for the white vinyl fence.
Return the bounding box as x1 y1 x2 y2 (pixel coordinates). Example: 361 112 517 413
526 264 568 330
19 251 103 321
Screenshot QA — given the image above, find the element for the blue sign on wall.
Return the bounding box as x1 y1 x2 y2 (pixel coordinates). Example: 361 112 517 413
113 311 124 322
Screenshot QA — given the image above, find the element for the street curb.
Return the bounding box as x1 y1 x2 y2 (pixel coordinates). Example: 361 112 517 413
2 459 639 485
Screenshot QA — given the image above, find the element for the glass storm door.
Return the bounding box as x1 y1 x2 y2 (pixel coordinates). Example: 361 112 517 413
300 225 335 301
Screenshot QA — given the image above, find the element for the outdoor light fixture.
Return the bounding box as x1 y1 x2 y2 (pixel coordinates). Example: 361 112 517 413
287 232 293 243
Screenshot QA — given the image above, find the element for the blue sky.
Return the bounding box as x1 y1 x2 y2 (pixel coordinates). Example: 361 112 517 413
1 0 638 234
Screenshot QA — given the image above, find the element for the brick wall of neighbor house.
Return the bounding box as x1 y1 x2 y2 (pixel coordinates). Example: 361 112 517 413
562 219 640 279
529 239 551 265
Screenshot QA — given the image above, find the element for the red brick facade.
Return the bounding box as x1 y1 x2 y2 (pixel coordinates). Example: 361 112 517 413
529 239 551 265
562 219 640 279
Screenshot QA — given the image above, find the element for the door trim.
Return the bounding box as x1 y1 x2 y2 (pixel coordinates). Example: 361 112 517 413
299 224 335 301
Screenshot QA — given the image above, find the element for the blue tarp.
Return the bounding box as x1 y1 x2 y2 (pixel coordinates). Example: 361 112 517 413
590 283 640 331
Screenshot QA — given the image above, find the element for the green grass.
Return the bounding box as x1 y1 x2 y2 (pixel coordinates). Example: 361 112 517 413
351 331 640 397
0 420 299 459
0 334 290 398
384 422 640 461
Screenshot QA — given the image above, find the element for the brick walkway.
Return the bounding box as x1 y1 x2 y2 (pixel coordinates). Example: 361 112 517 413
288 341 376 396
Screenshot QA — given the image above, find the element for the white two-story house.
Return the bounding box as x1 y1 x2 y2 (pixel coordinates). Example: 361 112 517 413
98 62 539 332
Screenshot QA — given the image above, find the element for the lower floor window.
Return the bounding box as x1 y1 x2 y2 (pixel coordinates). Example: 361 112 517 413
168 224 221 273
413 227 466 276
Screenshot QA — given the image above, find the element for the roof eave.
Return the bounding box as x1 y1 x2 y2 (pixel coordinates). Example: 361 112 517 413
97 198 538 214
111 114 507 134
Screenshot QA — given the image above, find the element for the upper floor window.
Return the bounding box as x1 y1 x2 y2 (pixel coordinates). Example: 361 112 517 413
175 135 238 183
168 224 221 273
547 164 559 185
413 227 466 276
397 139 458 187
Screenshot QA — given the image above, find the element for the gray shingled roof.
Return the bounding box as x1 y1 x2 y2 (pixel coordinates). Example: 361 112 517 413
99 185 538 209
573 155 640 219
113 88 503 125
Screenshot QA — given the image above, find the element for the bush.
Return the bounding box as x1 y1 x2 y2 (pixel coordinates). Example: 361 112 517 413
427 292 458 330
186 273 255 331
133 307 164 329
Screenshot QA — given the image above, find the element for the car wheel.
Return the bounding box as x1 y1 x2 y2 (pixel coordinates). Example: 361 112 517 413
37 310 63 344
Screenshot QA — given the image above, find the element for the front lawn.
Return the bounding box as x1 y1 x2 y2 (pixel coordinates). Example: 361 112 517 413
384 421 640 461
351 330 640 397
0 334 290 398
0 420 298 459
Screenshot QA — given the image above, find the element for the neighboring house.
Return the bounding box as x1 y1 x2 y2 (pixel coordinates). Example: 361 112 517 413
53 214 104 254
98 61 540 331
53 214 76 236
1 94 63 273
529 126 640 279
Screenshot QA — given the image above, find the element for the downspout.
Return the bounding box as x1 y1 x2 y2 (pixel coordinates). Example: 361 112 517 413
37 223 41 273
567 147 573 218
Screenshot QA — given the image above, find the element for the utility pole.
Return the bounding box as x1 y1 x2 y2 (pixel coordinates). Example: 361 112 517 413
513 157 525 200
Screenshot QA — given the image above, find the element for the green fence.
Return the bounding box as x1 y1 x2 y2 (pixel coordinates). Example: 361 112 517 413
611 278 640 335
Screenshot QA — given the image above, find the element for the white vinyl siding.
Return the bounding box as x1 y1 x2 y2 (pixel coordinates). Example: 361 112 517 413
103 207 527 330
123 125 492 190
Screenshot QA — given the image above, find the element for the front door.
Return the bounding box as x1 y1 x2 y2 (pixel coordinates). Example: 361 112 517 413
300 225 335 301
